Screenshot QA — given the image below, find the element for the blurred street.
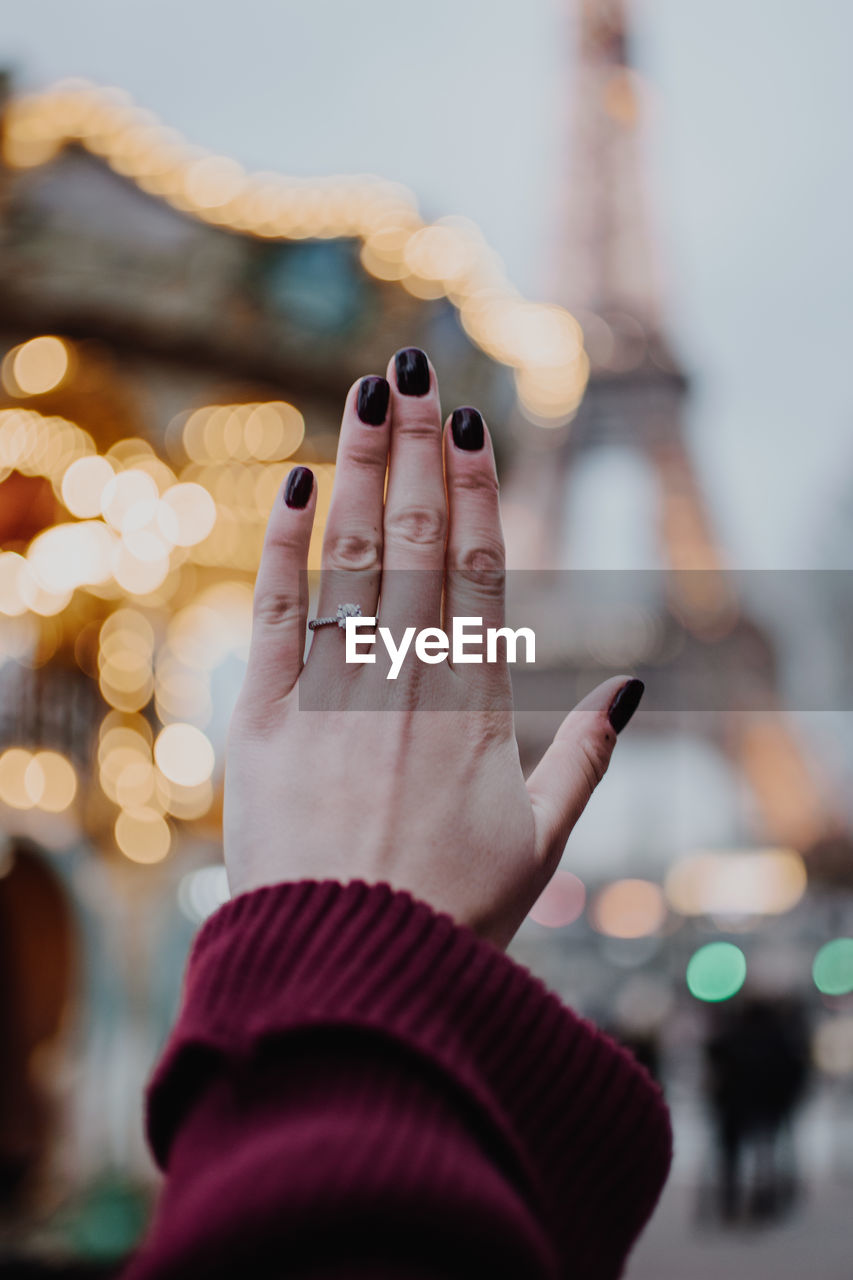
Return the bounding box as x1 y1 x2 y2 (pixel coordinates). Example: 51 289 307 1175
628 1095 853 1280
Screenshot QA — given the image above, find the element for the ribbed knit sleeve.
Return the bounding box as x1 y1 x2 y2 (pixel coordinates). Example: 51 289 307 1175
123 880 671 1280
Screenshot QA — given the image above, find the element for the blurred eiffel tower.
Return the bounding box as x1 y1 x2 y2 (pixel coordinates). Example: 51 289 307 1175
508 0 827 851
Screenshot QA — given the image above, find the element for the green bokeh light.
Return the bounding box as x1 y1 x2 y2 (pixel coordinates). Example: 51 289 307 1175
812 938 853 996
686 941 747 1002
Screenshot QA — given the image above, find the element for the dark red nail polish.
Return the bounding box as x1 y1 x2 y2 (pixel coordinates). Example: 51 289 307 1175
607 679 644 733
451 407 484 451
284 466 313 509
357 376 390 425
394 348 430 396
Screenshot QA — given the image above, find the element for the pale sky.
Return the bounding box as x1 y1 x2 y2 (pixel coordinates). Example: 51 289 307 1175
3 0 853 569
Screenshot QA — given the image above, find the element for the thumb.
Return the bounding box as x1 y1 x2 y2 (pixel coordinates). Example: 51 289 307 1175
526 676 644 868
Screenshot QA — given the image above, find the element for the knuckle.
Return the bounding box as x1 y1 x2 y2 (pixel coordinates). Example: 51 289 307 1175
394 411 441 441
385 505 447 548
453 469 500 498
265 525 307 557
342 444 388 475
324 529 383 572
252 589 302 628
450 540 505 594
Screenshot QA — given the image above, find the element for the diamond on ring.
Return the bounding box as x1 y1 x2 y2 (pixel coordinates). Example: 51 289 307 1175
308 603 363 631
335 603 362 627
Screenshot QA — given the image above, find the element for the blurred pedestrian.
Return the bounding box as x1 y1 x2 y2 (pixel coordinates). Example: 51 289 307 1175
705 996 811 1223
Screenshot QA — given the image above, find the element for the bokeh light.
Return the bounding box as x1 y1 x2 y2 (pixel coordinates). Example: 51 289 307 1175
101 469 160 533
812 939 853 997
114 807 171 864
98 716 154 806
590 879 667 939
157 483 217 546
98 608 156 712
62 455 115 517
154 652 212 726
0 553 28 617
157 775 214 820
2 335 70 396
0 407 95 486
18 569 72 617
177 864 231 924
813 1017 853 1077
529 870 586 927
183 155 246 210
181 401 305 463
0 746 76 811
26 751 77 811
111 539 170 597
24 756 47 806
114 759 157 809
664 847 807 918
0 748 37 809
27 521 115 594
686 942 747 1002
153 722 215 787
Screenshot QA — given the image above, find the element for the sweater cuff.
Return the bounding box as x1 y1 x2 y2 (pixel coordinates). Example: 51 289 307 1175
146 880 671 1273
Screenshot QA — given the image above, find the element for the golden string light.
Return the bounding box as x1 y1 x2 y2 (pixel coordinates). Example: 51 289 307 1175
0 391 304 855
153 722 215 788
98 607 156 712
0 747 78 812
2 82 588 423
0 394 328 621
0 406 96 486
96 705 217 850
1 336 71 396
114 806 171 863
179 401 305 464
0 400 255 621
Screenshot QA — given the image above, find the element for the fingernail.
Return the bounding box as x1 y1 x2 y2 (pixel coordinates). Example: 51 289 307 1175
284 466 313 509
607 678 644 734
357 376 390 426
451 406 484 451
394 347 430 396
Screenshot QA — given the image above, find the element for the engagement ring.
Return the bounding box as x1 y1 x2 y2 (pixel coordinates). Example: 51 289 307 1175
308 603 363 631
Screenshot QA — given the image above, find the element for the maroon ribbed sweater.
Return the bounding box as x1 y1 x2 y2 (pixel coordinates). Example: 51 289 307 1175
123 880 672 1279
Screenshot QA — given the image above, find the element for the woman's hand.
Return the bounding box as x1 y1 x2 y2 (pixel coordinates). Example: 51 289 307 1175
223 348 643 949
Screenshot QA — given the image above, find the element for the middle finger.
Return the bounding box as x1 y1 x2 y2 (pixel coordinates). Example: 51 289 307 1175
380 347 447 633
